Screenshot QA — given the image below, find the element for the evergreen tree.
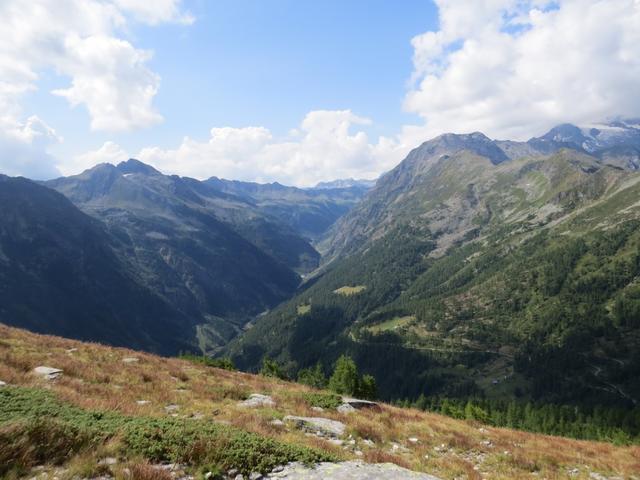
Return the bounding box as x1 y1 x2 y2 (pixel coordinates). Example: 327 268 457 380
357 374 377 400
328 355 359 395
260 357 287 379
297 362 327 388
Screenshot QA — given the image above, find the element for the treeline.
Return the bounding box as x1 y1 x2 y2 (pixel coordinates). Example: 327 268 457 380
396 396 640 444
261 354 377 400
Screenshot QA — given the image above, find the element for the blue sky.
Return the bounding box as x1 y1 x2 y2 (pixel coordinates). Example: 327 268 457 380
24 0 437 166
1 0 638 185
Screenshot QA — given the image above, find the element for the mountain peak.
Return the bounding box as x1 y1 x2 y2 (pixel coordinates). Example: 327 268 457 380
415 131 509 165
116 159 161 176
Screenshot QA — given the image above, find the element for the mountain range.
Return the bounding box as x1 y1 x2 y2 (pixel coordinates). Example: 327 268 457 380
0 162 371 353
223 120 640 408
1 119 640 410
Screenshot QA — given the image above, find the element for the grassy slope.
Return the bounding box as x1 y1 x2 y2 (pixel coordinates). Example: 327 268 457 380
0 325 638 479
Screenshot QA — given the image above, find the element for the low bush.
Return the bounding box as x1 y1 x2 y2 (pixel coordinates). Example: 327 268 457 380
300 392 342 409
0 386 335 476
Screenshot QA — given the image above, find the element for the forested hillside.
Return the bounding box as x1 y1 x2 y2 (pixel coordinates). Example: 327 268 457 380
224 130 640 413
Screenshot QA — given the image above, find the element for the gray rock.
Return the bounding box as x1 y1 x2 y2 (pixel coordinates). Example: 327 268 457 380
165 404 180 413
311 406 324 412
249 473 262 480
136 400 151 405
269 419 285 427
283 416 346 437
238 393 276 408
98 457 118 466
337 403 356 414
0 380 7 387
340 397 380 410
265 461 441 479
33 366 63 380
122 357 139 364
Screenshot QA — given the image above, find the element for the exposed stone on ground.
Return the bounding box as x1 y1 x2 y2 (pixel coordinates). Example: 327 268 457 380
0 380 6 387
136 400 150 405
265 461 442 479
33 366 63 380
283 415 346 437
340 397 380 410
337 403 356 414
238 393 276 408
165 403 180 413
269 419 285 427
122 357 139 364
311 406 324 412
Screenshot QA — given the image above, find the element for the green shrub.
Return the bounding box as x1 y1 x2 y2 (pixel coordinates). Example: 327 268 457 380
301 392 342 409
178 354 236 371
0 386 335 475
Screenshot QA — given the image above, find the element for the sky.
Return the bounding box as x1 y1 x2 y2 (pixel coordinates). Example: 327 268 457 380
1 0 639 186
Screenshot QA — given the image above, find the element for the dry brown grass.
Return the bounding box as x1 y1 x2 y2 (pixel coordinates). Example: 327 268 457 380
128 463 173 480
0 324 638 480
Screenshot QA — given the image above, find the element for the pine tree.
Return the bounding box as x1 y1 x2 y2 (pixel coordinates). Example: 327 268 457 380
297 362 327 388
328 355 358 395
260 357 286 379
357 374 377 400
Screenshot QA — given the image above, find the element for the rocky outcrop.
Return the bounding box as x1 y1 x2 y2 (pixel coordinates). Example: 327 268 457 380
238 394 276 408
340 397 380 410
283 416 346 437
33 366 63 380
265 461 442 479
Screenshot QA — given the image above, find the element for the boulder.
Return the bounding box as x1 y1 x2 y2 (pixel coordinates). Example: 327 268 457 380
0 381 6 387
33 366 63 380
337 403 356 414
238 393 275 408
283 415 346 438
340 397 380 410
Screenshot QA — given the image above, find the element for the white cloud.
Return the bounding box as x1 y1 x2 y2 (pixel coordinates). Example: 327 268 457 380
113 0 194 25
51 34 162 131
405 0 640 140
136 110 402 187
0 0 190 178
0 116 61 179
61 141 130 176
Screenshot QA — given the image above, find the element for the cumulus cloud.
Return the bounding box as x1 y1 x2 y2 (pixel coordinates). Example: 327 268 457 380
136 110 402 186
0 116 62 179
405 0 640 140
0 0 190 178
60 141 130 176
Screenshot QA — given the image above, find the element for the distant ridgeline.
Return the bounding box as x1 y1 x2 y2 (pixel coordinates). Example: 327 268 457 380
224 120 640 417
0 164 371 354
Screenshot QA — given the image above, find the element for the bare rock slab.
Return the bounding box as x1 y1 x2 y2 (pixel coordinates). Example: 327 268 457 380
283 416 346 437
33 366 63 380
341 397 381 410
266 461 441 479
238 394 276 408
